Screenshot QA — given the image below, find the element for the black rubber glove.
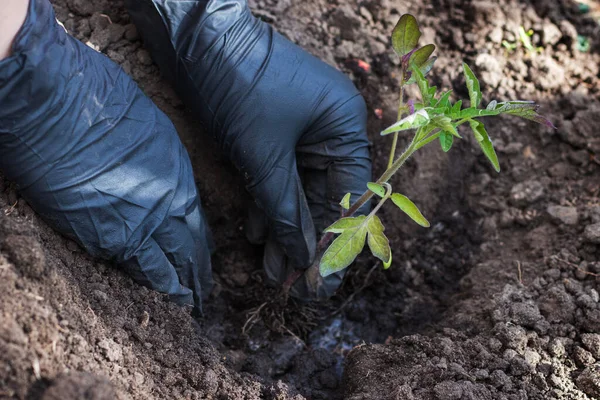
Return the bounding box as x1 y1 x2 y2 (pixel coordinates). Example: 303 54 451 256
0 0 213 314
126 0 372 299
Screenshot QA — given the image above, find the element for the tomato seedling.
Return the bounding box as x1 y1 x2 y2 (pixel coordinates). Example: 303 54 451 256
318 14 554 277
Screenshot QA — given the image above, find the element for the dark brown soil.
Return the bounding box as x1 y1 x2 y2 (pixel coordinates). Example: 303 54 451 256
1 0 599 399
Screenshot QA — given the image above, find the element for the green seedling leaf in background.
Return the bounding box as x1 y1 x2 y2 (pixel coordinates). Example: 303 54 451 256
392 14 421 56
463 63 482 108
391 193 430 227
366 215 392 268
518 27 544 54
439 131 454 152
340 193 351 210
367 182 386 197
469 120 500 172
577 35 590 52
320 221 368 277
518 27 536 53
381 109 430 135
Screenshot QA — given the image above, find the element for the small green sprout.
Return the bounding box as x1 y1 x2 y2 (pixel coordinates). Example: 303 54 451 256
502 26 543 54
577 35 590 52
317 14 554 278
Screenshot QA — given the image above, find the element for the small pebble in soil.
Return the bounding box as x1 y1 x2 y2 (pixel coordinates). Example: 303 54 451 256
583 223 600 244
510 180 545 207
546 205 579 226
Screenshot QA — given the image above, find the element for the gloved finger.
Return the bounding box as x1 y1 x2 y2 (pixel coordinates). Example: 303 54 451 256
120 237 194 308
299 166 328 233
152 206 213 314
197 203 216 255
245 201 269 245
184 201 214 296
245 151 316 269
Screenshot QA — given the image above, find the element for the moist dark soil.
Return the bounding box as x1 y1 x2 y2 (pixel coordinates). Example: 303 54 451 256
1 0 600 399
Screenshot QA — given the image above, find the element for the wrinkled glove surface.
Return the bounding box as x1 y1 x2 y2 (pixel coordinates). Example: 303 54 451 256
0 0 213 314
126 0 372 299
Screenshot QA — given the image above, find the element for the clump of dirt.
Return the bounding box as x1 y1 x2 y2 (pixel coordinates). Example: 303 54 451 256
1 0 599 399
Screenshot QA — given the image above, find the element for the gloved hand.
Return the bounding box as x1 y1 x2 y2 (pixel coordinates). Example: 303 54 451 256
0 0 213 314
126 0 372 299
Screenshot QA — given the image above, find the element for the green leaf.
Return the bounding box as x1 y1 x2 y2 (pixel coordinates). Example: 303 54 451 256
340 193 351 210
431 115 460 138
459 107 498 119
367 182 386 197
471 123 484 141
518 26 536 53
435 91 453 108
392 14 421 56
462 63 482 108
486 100 498 110
450 100 462 119
324 215 367 233
411 62 436 105
381 109 430 135
391 193 430 228
383 252 392 269
494 100 537 112
419 56 437 76
406 57 437 84
469 120 500 172
426 106 451 115
494 101 556 128
439 132 454 152
320 223 368 277
366 215 392 267
410 44 436 67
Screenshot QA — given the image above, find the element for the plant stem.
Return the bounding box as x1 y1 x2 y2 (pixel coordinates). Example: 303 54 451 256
387 85 406 169
388 135 399 170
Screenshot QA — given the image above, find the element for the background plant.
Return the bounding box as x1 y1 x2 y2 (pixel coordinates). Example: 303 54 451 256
317 14 554 278
502 26 543 54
